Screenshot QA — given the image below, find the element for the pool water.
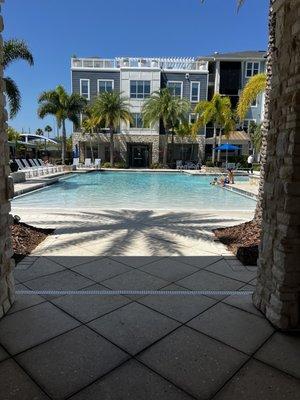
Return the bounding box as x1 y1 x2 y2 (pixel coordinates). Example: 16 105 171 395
13 172 256 211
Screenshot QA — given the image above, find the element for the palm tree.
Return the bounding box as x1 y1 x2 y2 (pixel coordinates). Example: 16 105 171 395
82 108 102 162
7 126 21 157
3 39 34 118
249 122 262 161
37 85 87 164
44 125 52 138
175 122 196 161
237 73 267 121
92 92 132 166
35 128 43 136
193 94 235 163
142 88 190 166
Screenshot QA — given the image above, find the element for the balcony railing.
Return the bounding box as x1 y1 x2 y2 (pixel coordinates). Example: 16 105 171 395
71 57 208 72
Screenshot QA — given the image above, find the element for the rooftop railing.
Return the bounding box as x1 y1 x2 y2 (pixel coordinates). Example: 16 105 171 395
71 57 208 72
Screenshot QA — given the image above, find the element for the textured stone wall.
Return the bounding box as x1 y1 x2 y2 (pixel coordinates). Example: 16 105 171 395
73 132 205 165
0 3 15 318
253 0 300 330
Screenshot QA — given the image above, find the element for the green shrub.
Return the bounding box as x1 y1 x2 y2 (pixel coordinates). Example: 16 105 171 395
205 161 215 167
150 162 164 169
253 163 260 171
102 162 112 168
114 161 126 169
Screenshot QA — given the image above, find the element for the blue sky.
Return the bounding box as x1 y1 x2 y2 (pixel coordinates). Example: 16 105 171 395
4 0 269 135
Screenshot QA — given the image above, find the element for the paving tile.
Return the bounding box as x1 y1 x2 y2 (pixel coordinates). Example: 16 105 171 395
16 326 128 400
170 255 223 269
89 302 179 355
188 302 274 354
8 283 46 314
110 256 165 268
70 359 193 400
0 302 80 355
254 332 300 379
25 269 94 293
177 269 244 299
213 359 300 400
140 258 198 282
223 285 262 317
46 255 99 268
52 284 130 323
0 359 49 399
138 326 247 399
14 257 65 283
102 269 168 299
72 257 133 282
0 345 9 362
205 259 257 283
138 284 217 323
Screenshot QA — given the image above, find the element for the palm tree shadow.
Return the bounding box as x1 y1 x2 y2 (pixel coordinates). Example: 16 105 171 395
41 209 242 255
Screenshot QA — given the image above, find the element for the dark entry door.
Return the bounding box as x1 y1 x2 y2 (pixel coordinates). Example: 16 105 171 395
130 145 149 167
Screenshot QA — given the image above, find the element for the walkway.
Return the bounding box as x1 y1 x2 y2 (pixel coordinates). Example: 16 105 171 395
1 208 299 399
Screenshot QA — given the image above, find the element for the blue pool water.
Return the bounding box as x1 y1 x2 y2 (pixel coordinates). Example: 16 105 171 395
13 172 256 211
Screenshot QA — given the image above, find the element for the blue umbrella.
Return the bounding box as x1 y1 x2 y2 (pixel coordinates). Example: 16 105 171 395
214 143 240 151
214 143 240 167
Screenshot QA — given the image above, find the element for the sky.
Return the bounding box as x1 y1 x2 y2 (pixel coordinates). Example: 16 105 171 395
4 0 269 136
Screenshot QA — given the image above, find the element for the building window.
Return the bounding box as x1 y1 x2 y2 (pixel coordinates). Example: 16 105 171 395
245 62 260 78
130 80 151 99
242 119 256 133
190 82 200 102
80 79 90 100
189 113 198 124
251 97 257 107
98 80 114 94
167 81 183 98
130 113 143 128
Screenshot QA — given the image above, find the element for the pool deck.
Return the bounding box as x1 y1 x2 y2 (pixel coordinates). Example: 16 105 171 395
3 176 299 400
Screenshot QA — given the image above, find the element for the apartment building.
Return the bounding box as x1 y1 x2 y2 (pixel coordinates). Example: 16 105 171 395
71 51 266 166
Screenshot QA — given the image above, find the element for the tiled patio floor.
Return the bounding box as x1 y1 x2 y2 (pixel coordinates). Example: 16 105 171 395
1 208 300 399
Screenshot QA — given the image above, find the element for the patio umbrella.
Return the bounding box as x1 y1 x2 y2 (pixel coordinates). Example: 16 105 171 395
214 143 240 168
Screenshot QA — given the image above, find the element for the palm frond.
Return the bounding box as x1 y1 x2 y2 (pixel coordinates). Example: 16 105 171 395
4 77 21 118
3 39 34 69
236 73 267 120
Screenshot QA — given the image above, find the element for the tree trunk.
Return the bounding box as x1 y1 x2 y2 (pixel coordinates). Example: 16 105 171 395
109 126 114 166
253 0 275 224
217 128 222 162
97 133 101 158
163 133 169 166
61 119 67 164
212 124 217 164
90 129 94 162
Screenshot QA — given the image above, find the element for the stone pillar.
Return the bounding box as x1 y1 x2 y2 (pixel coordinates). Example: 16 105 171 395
0 1 15 318
253 0 300 330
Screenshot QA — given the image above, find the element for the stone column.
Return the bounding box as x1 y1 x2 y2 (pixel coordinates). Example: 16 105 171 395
0 1 15 318
253 0 300 330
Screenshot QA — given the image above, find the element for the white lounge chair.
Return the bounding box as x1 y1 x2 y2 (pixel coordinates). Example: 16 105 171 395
84 158 92 168
176 160 183 170
15 159 37 178
94 158 101 169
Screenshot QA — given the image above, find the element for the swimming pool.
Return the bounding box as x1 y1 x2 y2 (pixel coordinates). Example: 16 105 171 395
12 171 256 211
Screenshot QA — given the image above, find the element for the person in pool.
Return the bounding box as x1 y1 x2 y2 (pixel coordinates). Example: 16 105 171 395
210 177 218 185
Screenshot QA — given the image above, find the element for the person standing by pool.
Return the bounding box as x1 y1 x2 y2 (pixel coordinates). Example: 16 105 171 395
227 168 234 184
247 154 254 174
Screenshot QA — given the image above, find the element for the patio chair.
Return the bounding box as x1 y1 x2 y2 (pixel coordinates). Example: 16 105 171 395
17 159 37 178
84 158 92 168
94 158 101 169
185 161 197 170
73 158 80 168
176 160 183 170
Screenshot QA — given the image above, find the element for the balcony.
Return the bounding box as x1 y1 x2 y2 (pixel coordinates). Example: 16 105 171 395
71 57 208 72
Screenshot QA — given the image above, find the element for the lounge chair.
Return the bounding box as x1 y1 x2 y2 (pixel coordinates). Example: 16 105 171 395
94 158 101 169
15 159 37 178
84 158 92 168
176 160 183 170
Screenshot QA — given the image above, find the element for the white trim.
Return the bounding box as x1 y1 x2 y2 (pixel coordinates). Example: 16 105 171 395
129 80 151 100
245 61 260 78
97 79 114 94
251 96 258 108
190 81 200 102
80 78 90 100
167 81 183 98
189 113 198 124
